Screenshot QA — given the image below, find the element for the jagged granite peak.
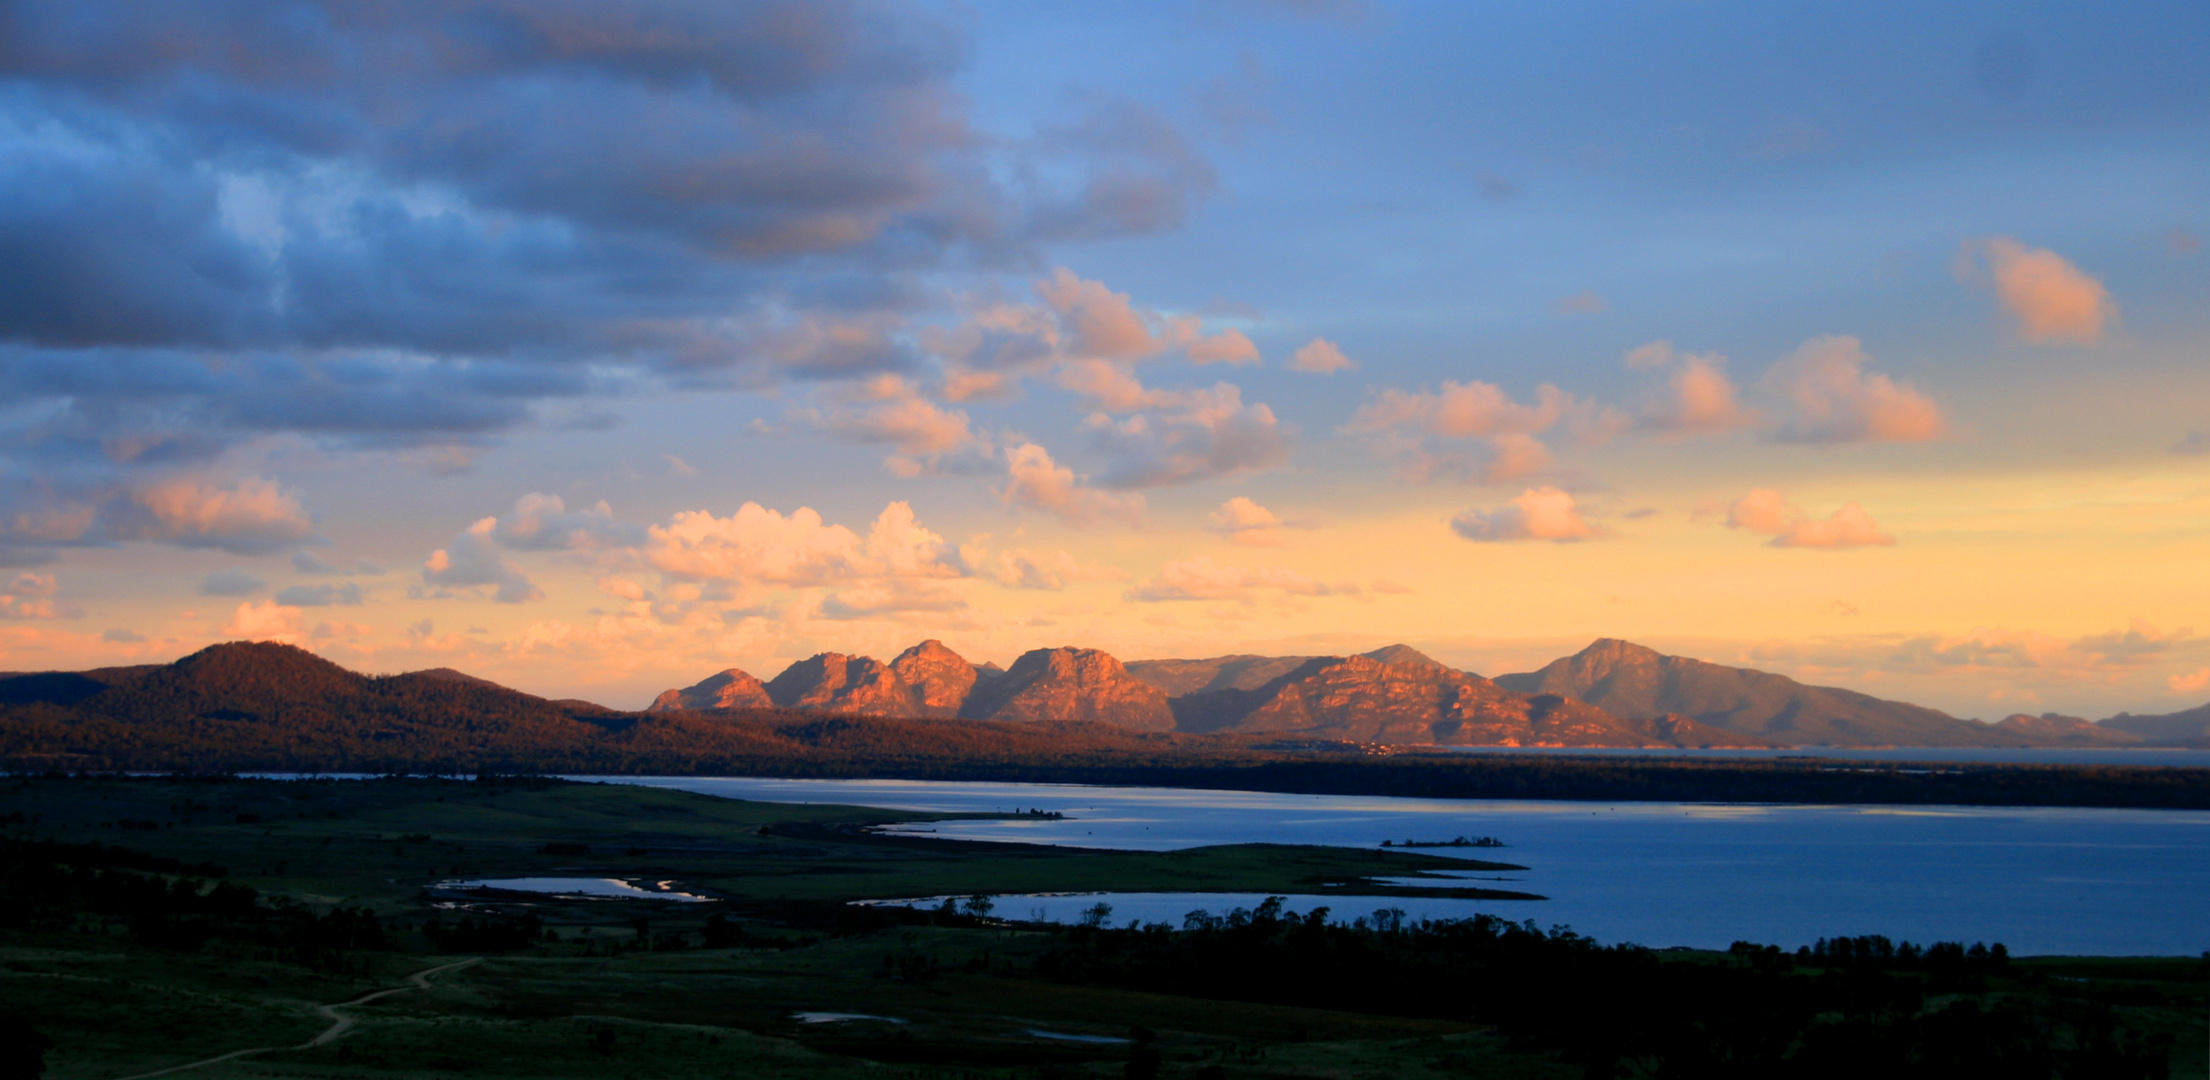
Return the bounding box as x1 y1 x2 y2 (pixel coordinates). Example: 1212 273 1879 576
1123 653 1322 696
647 668 773 713
1495 638 2017 747
1359 644 1450 671
887 639 978 717
1174 654 1674 746
763 652 915 716
1989 713 2141 746
960 646 1175 731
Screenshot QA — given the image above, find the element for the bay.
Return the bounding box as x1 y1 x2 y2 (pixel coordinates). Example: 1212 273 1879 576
592 776 2210 956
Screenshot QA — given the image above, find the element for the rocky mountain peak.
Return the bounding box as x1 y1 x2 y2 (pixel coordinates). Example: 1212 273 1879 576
960 646 1174 731
764 652 912 715
1571 638 1665 671
1360 644 1449 670
647 667 772 713
888 639 978 717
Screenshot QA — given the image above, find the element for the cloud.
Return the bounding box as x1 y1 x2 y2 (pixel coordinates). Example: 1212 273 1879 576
1346 380 1617 483
1088 383 1294 489
0 572 68 619
1186 328 1261 366
988 548 1127 591
0 2 1220 517
274 582 364 607
798 375 986 475
1625 342 1757 436
221 600 304 643
1032 268 1251 364
997 442 1146 527
1287 338 1354 374
1474 172 1519 201
2173 430 2210 455
2169 668 2210 695
1726 489 1894 549
101 628 146 643
1124 555 1340 602
1450 487 1606 543
117 476 317 554
1206 496 1305 546
1962 237 2116 344
1863 619 2187 677
645 500 962 585
422 518 544 603
1760 336 1945 444
200 569 266 597
494 494 644 552
1551 291 1608 315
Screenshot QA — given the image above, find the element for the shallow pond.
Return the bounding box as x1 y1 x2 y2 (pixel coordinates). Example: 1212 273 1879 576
436 876 712 902
591 776 2210 956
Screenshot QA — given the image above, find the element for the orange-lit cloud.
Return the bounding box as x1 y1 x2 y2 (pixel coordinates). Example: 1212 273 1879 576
1761 336 1945 444
1287 338 1354 373
1625 341 1757 436
221 599 305 643
1124 555 1341 602
1207 496 1293 546
997 443 1146 526
1450 487 1605 543
1726 489 1894 548
1964 237 2117 344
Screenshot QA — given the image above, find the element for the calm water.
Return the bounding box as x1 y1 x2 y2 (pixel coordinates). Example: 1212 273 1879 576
593 776 2210 956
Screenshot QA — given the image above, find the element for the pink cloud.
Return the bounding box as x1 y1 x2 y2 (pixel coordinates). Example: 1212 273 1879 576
1964 237 2117 344
1450 487 1606 543
997 443 1145 527
123 476 316 554
1761 336 1946 444
1726 489 1894 549
1206 496 1291 546
221 599 305 643
1186 328 1260 365
1287 338 1354 374
1625 342 1756 436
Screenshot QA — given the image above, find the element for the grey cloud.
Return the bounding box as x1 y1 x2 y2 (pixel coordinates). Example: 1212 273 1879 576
0 0 1217 507
274 581 362 606
200 569 264 596
101 627 146 642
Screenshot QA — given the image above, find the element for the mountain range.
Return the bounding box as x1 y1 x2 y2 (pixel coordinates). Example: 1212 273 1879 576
3 638 2203 762
642 637 2208 749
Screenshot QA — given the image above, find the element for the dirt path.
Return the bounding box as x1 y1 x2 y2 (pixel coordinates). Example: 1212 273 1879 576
111 957 481 1080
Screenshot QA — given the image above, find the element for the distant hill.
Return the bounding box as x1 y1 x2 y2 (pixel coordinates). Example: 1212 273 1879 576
2099 704 2210 747
1990 713 2142 747
1494 639 2021 747
1169 653 1764 747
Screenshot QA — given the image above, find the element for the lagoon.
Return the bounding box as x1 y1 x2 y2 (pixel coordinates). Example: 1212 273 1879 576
596 776 2210 956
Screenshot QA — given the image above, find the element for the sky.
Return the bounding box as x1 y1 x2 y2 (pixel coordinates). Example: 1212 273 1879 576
2 0 2208 720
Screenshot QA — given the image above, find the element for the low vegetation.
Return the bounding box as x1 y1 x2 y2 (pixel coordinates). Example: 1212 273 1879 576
0 775 2199 1079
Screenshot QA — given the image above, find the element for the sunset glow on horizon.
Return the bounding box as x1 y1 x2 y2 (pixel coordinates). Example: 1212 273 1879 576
2 1 2207 721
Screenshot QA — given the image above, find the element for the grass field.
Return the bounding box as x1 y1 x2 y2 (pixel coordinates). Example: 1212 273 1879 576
1 775 2201 1079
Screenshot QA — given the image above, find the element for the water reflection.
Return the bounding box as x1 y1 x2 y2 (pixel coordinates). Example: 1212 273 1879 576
592 776 2210 955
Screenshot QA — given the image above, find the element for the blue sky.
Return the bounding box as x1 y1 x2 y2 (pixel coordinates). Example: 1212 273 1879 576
2 0 2207 718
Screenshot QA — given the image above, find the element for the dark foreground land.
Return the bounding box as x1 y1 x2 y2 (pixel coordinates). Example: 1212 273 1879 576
0 775 2202 1080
